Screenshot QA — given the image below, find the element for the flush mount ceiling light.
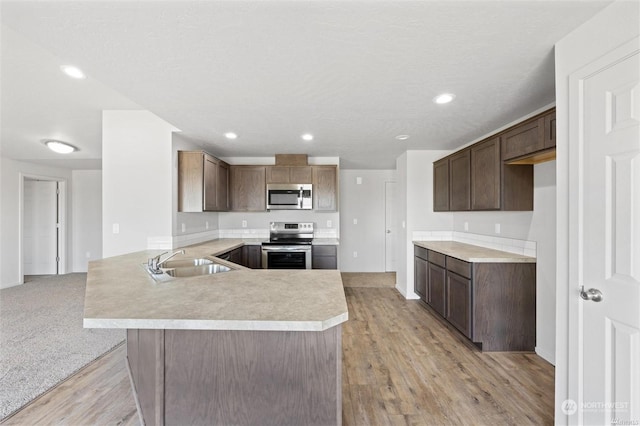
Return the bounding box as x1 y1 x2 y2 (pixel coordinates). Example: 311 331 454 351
301 133 314 141
43 139 77 154
395 135 410 140
224 132 238 140
60 65 86 79
433 93 455 104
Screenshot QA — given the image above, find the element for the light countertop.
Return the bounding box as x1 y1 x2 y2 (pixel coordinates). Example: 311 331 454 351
413 241 536 263
83 239 348 332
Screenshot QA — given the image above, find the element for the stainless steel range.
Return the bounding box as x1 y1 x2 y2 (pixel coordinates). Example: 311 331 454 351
261 222 314 269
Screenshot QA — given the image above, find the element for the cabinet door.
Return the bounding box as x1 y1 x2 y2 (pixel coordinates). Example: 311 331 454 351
446 271 472 338
312 245 338 269
414 256 428 302
471 137 501 210
216 161 229 211
449 149 470 211
241 245 262 269
501 117 545 161
178 151 205 212
313 166 338 211
266 166 290 183
433 158 450 211
203 155 218 211
289 166 312 184
230 166 266 211
427 262 446 317
544 111 556 149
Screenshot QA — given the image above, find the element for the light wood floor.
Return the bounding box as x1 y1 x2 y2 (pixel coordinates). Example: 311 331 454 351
3 285 554 426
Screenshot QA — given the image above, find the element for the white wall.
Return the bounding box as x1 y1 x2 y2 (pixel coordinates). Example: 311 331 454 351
71 170 102 272
102 110 178 257
172 133 219 237
554 1 640 422
452 161 556 364
0 157 72 288
339 169 395 272
395 150 454 298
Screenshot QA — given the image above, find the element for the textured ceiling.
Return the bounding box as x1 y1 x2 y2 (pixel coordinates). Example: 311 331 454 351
0 1 611 169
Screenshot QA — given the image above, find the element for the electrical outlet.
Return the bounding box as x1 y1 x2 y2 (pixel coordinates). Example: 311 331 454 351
242 220 247 228
327 220 332 228
205 221 209 230
464 221 469 231
495 223 501 234
353 218 358 225
181 223 186 233
85 252 91 259
356 177 362 185
112 223 119 234
353 251 358 258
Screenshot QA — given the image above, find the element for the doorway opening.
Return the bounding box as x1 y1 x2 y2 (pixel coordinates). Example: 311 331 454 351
20 174 67 282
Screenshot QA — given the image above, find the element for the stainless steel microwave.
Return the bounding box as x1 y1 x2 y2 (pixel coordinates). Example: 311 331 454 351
266 184 312 210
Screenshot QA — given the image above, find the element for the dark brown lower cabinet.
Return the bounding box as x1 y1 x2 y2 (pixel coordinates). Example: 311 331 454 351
413 245 536 351
312 245 338 269
427 262 446 317
241 245 262 269
445 271 472 338
127 327 342 425
218 247 242 264
414 256 428 302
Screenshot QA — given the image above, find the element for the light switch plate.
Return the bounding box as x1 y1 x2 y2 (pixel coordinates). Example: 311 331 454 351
242 220 247 228
112 223 119 234
327 220 332 228
495 223 501 234
356 177 362 185
353 218 358 225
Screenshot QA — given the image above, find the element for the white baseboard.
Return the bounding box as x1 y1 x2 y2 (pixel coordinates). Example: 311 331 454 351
535 346 556 365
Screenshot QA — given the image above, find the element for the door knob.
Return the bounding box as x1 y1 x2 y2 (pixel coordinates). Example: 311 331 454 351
580 286 603 302
386 230 391 233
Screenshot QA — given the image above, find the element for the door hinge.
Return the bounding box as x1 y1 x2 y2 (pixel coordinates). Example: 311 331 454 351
56 188 60 195
56 256 60 263
56 223 60 228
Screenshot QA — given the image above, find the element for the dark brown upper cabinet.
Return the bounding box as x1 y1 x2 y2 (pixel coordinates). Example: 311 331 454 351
503 108 556 165
433 158 450 211
178 151 230 212
471 137 501 210
544 111 556 149
229 166 267 211
449 149 471 211
313 165 338 211
432 108 556 212
266 166 312 184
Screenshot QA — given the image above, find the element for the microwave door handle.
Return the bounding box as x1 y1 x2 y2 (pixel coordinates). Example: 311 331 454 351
299 187 303 208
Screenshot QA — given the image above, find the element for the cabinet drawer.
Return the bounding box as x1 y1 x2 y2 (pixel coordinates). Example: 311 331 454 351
313 245 337 256
414 246 428 260
446 257 471 279
427 250 446 268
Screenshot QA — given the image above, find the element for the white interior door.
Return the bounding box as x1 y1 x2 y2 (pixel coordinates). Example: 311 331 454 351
568 38 640 425
384 181 397 272
23 180 58 275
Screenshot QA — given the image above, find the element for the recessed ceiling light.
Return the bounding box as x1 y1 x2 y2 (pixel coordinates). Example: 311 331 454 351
395 135 410 140
433 93 455 104
301 133 314 141
224 132 238 140
60 65 86 79
43 139 77 154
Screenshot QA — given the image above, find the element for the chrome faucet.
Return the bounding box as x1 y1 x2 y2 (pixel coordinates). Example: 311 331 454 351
148 249 185 274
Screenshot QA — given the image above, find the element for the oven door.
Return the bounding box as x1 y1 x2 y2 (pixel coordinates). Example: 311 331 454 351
261 245 312 269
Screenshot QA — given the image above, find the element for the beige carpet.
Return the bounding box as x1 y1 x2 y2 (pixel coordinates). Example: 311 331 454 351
0 273 125 420
341 272 396 288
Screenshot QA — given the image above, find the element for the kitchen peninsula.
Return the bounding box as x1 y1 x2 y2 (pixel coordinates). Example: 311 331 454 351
83 239 348 426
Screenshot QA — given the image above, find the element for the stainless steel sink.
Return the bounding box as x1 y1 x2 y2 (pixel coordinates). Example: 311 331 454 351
164 263 231 277
160 258 214 268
